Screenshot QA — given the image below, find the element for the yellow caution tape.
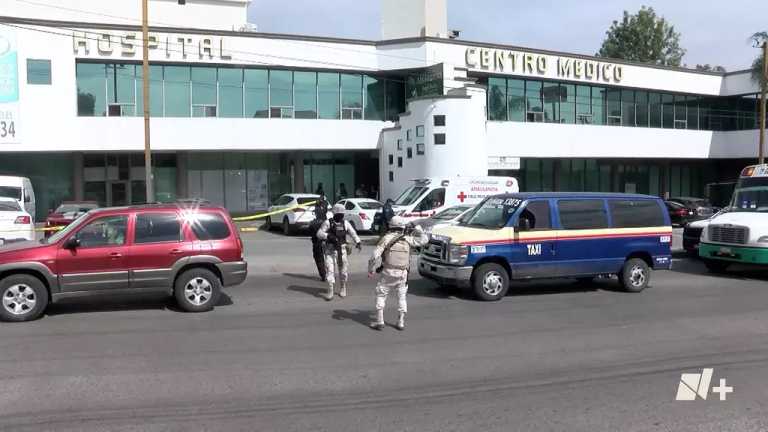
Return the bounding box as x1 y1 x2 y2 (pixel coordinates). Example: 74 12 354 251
232 200 319 222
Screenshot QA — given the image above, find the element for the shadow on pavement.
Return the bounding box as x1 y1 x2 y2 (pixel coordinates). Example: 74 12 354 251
283 272 323 282
331 309 374 327
672 257 768 282
287 285 326 299
46 292 233 317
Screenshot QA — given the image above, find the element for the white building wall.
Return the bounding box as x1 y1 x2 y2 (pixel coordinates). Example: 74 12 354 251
721 71 759 96
379 90 487 201
381 0 448 40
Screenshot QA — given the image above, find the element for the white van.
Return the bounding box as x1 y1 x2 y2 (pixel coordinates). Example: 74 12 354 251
0 176 36 222
390 176 519 222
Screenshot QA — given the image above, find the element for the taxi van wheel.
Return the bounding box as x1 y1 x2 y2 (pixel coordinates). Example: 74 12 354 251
175 268 221 313
703 259 730 273
472 263 509 301
619 258 651 293
0 274 49 322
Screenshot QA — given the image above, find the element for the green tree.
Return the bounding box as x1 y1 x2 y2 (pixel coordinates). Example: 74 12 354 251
597 6 686 67
695 64 726 72
751 32 767 85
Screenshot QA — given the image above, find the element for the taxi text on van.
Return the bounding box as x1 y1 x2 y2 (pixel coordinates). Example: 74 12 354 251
418 193 672 300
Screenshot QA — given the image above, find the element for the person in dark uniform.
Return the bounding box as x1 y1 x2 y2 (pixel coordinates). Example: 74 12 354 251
309 196 329 281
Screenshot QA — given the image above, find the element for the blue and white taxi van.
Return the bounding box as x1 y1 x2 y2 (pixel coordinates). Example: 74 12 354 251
418 193 673 300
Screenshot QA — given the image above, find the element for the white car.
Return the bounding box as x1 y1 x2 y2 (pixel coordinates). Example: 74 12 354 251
336 198 383 232
414 204 474 234
265 193 326 235
0 198 34 246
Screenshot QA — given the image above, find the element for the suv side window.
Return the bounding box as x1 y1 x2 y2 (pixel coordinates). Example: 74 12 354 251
74 215 128 247
557 199 608 230
135 213 182 244
518 200 551 231
189 212 231 240
275 196 291 206
610 200 665 228
415 188 446 212
345 201 355 211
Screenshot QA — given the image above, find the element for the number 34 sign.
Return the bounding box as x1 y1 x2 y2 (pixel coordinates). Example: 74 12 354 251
0 29 20 144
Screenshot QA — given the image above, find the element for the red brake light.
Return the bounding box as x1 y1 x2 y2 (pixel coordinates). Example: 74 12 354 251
674 209 687 216
14 216 31 224
359 212 369 220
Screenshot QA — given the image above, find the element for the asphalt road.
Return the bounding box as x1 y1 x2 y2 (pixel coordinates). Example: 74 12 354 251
1 229 767 431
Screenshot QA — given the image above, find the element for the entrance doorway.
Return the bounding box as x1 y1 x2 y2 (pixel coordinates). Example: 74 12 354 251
108 181 129 206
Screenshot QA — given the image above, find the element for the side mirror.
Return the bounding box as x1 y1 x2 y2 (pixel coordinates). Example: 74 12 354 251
63 237 80 250
517 218 532 231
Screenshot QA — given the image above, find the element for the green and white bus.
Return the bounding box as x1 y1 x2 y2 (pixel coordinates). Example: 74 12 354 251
699 164 768 272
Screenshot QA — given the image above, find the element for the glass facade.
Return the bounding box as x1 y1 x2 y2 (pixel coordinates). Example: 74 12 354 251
0 153 73 220
76 62 407 121
498 158 754 206
484 76 763 131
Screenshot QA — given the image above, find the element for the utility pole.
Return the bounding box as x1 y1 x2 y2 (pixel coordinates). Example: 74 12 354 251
760 40 768 165
141 0 154 203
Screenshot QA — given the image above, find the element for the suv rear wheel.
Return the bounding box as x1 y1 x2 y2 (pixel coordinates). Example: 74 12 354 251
472 263 509 301
283 217 294 236
175 268 221 313
0 274 49 322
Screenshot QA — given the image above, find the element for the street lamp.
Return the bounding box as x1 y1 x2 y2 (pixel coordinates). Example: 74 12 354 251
752 35 768 164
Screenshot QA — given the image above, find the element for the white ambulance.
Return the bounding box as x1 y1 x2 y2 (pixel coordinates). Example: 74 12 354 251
388 176 519 223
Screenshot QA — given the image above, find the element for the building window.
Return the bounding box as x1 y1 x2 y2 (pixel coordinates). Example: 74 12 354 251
341 73 363 119
389 171 394 182
164 65 191 117
192 66 217 118
488 77 507 120
406 129 412 141
294 71 318 119
388 154 393 165
434 115 446 126
219 67 244 118
434 133 446 145
407 147 413 158
26 59 51 85
525 80 544 122
245 69 269 118
318 72 340 119
397 156 403 167
397 139 403 150
416 125 424 137
606 88 621 126
107 64 137 117
416 143 425 155
269 70 294 119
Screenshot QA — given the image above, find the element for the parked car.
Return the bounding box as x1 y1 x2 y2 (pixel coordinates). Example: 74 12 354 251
0 203 247 322
0 176 36 222
419 193 672 300
44 201 99 237
414 204 474 234
336 198 382 232
265 194 327 235
683 217 711 256
0 198 34 246
666 197 716 227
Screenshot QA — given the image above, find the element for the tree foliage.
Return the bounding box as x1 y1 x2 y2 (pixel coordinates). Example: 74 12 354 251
597 6 686 67
751 32 767 85
695 64 726 72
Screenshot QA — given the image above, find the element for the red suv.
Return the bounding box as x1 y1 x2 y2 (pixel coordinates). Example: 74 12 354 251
0 203 247 322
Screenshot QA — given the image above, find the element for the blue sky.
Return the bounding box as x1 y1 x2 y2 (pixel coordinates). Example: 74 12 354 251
248 0 767 71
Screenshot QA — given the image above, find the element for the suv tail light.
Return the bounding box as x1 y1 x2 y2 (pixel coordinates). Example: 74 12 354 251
236 236 244 260
14 216 31 224
359 212 369 220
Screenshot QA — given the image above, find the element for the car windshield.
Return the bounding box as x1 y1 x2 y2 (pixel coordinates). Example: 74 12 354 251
0 200 21 211
0 186 21 201
55 203 98 213
460 197 522 229
394 186 428 206
44 212 91 244
671 198 710 208
433 206 471 220
358 201 382 210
